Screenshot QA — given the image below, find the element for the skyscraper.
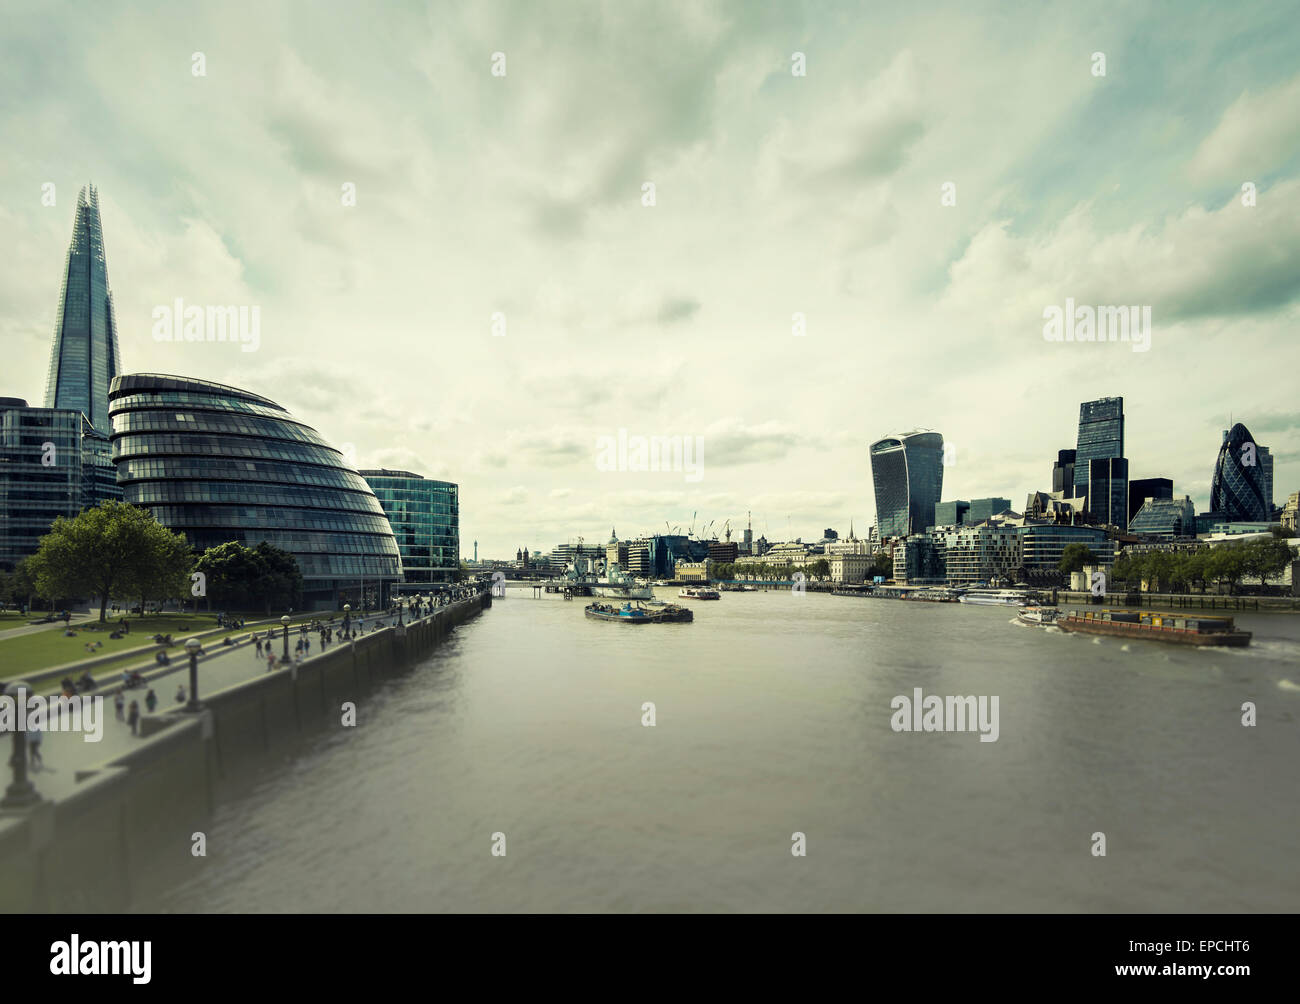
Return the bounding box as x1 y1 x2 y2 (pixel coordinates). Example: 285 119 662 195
44 185 122 437
1073 397 1127 527
360 469 460 587
870 431 944 539
1210 423 1272 521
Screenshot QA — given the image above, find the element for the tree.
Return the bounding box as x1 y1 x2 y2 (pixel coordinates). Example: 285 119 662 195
27 501 179 622
1248 538 1295 592
123 526 193 616
194 541 303 614
808 558 830 581
1058 543 1098 575
1206 544 1246 594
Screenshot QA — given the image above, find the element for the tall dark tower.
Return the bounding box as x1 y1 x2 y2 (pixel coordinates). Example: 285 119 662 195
44 184 122 436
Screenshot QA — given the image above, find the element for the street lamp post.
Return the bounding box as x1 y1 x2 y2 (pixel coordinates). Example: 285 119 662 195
343 603 351 639
184 637 203 712
281 614 291 664
1 680 40 808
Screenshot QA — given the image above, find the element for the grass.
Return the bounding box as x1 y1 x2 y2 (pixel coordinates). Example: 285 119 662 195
0 611 325 681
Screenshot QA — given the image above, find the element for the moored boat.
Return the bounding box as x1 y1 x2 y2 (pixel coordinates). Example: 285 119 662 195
1055 609 1250 647
678 587 721 600
585 601 693 624
959 588 1032 606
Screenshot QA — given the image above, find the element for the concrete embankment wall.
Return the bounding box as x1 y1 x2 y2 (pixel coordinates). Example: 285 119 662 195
0 592 490 912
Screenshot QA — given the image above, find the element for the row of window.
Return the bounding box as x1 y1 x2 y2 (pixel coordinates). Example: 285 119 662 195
113 411 329 448
114 434 349 468
142 504 397 537
117 458 374 493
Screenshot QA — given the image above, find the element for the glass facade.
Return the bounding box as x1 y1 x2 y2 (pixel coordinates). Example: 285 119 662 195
359 469 459 587
870 431 944 539
44 185 121 437
1127 477 1173 526
0 401 82 571
1052 449 1076 495
934 500 969 527
109 374 401 608
1129 496 1196 539
1073 397 1125 517
938 525 1019 586
1211 423 1271 521
1016 524 1113 570
968 497 1012 524
1085 457 1129 530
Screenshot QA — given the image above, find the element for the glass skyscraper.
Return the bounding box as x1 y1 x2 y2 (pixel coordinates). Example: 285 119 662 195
359 470 460 587
109 374 402 608
1210 423 1272 521
44 185 121 437
870 431 944 539
1073 397 1127 528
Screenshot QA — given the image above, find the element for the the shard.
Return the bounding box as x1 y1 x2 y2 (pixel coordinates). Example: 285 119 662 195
43 184 122 436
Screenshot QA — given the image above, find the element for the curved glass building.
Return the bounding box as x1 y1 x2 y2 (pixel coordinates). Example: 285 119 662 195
109 374 401 608
870 431 944 539
1210 422 1271 521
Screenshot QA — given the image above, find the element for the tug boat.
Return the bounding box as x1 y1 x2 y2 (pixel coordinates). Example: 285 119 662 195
1016 606 1060 627
678 587 721 600
585 601 693 624
1055 609 1251 647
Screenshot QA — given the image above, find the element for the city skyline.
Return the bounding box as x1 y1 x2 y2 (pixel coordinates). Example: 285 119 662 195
3 1 1298 557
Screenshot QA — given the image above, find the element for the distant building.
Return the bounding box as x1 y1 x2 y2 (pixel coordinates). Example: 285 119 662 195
1128 496 1196 539
1051 449 1076 495
1083 457 1130 530
938 524 1019 586
1127 477 1173 526
1282 491 1300 534
1073 397 1125 502
967 497 1012 524
1210 423 1273 521
675 559 712 582
0 399 123 571
359 469 460 587
934 500 970 527
869 430 944 538
829 553 873 584
44 185 122 437
893 533 946 585
1016 524 1113 574
111 374 402 609
708 540 738 563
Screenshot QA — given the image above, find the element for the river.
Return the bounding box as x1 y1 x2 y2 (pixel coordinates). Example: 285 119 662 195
143 587 1300 912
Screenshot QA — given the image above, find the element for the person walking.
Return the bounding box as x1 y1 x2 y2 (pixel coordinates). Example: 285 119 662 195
145 689 157 713
175 684 186 704
266 651 276 673
255 637 263 657
128 700 141 736
28 725 43 769
114 691 125 721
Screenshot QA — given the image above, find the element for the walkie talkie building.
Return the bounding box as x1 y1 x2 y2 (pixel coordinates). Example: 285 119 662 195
870 431 945 539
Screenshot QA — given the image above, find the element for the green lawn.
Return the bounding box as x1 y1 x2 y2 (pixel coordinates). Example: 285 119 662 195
0 611 324 681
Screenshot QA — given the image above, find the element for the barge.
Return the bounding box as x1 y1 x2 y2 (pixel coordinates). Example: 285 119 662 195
1056 609 1251 647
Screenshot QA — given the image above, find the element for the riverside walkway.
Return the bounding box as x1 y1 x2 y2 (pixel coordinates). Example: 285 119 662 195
10 596 483 804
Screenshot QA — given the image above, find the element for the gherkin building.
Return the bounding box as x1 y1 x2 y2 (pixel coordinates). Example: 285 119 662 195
1210 422 1271 521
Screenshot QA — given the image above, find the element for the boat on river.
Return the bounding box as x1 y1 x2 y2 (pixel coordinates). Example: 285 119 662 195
585 601 693 624
1055 609 1251 647
678 587 720 600
1016 606 1060 626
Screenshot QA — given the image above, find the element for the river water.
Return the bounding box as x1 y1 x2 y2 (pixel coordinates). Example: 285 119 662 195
146 587 1300 912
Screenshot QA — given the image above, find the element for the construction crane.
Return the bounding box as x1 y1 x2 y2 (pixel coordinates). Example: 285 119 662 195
724 519 731 542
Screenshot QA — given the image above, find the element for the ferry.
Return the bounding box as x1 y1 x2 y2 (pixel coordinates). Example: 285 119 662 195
1055 609 1251 647
585 601 693 624
678 587 721 600
959 588 1032 607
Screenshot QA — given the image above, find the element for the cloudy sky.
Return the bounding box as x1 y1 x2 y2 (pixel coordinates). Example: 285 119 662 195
3 0 1297 558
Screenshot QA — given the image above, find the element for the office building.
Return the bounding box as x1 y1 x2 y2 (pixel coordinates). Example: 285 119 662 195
934 500 970 527
43 185 122 437
938 524 1019 586
1210 423 1272 521
870 430 944 539
1073 397 1126 524
1127 477 1173 526
1084 457 1129 529
1051 449 1076 495
968 497 1013 524
359 469 459 588
109 374 402 609
1016 524 1113 572
1129 496 1197 539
